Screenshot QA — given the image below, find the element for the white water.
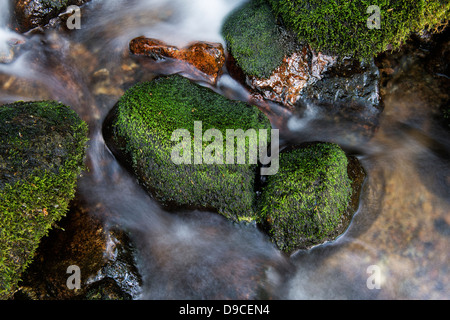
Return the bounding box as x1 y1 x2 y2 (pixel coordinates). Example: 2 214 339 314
1 0 289 300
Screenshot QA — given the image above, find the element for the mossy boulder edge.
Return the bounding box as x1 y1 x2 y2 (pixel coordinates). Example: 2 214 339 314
257 142 365 254
0 100 88 299
104 75 272 222
266 0 450 59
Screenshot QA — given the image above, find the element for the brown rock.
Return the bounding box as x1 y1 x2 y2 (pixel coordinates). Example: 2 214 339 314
246 45 335 109
130 36 225 83
13 0 90 33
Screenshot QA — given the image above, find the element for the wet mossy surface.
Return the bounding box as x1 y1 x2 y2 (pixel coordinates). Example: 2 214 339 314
266 0 450 59
257 142 364 253
0 100 88 299
104 74 367 254
104 75 272 222
221 0 294 78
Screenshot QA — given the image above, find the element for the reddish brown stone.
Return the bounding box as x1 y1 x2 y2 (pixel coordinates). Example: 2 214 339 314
130 36 225 83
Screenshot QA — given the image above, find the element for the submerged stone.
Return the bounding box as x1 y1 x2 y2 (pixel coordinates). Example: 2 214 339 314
0 100 88 299
103 75 272 222
257 142 365 254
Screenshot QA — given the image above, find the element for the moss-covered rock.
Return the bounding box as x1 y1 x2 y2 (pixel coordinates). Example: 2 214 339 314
104 75 272 222
257 142 359 253
267 0 450 59
221 0 294 78
0 100 88 299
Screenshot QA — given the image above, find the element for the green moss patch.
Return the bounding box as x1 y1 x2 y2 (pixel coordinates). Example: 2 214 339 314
104 75 272 222
267 0 449 59
258 142 356 253
0 101 88 299
221 0 293 78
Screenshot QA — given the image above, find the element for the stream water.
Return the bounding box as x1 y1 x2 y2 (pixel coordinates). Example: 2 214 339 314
1 0 449 299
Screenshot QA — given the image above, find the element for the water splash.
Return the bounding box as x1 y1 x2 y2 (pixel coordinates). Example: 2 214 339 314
1 0 448 300
0 0 21 62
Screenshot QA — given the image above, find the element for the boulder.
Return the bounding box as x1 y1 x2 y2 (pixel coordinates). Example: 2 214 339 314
246 46 335 108
299 57 381 109
0 100 88 299
103 75 272 223
221 0 292 79
129 36 225 84
13 0 90 32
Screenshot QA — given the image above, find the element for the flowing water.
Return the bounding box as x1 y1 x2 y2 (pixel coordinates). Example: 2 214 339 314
1 0 449 299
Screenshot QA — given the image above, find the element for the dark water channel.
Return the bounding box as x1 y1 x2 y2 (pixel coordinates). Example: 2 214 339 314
1 0 449 299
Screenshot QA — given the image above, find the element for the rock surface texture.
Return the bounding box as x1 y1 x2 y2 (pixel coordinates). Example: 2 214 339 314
0 100 88 299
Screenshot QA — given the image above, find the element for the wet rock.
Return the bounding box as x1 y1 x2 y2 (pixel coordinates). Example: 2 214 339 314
13 0 90 33
242 47 382 115
375 26 450 202
222 0 382 114
221 0 292 79
84 277 132 300
257 142 366 254
375 26 450 131
0 37 25 64
298 57 381 110
0 100 88 299
246 46 336 108
425 29 450 130
434 218 450 237
129 37 225 84
13 202 142 300
103 74 271 223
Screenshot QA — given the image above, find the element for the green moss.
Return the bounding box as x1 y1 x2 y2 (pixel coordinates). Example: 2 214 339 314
267 0 450 59
257 142 352 253
221 0 292 78
0 101 88 299
107 75 272 222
